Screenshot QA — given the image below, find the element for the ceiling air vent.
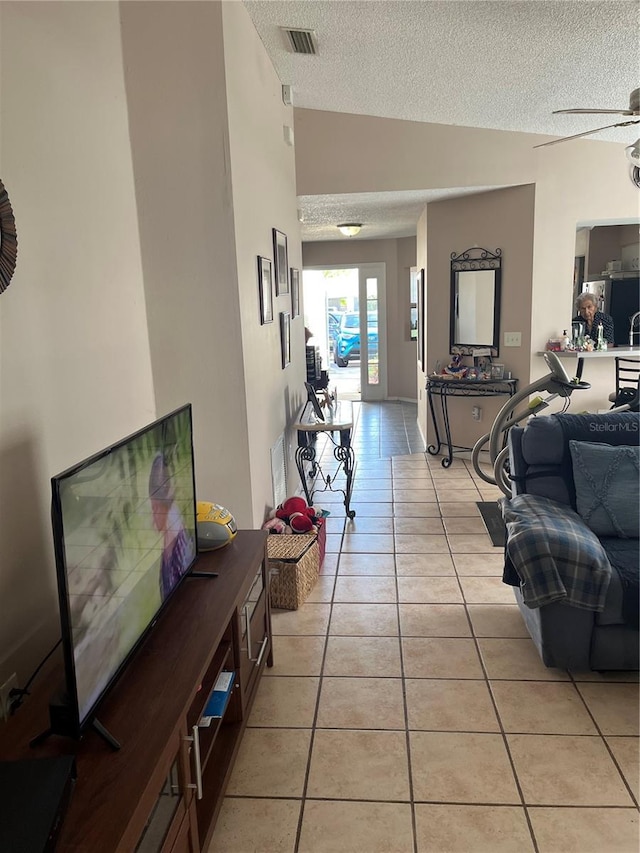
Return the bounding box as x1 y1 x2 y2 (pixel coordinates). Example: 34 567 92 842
281 27 318 55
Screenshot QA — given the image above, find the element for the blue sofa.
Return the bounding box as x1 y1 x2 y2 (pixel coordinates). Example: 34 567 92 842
503 411 639 671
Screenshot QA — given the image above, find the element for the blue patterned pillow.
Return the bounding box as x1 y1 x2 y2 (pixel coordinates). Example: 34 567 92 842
569 441 640 538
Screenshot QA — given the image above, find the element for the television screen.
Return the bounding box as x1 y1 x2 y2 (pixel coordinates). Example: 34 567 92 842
51 404 197 732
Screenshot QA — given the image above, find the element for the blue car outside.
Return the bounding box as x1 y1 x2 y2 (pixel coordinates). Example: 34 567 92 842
328 312 342 347
334 312 378 367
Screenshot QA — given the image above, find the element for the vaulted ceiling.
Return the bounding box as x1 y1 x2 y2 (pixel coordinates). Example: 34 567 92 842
244 1 640 241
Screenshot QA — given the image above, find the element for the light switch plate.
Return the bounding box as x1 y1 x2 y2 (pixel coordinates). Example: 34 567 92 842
504 332 521 347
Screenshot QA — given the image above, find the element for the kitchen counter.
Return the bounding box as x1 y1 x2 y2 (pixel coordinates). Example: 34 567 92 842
537 347 640 381
537 346 640 360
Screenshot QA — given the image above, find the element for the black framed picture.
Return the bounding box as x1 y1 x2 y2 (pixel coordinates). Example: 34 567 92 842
280 312 291 368
417 268 425 371
290 268 300 318
273 228 289 295
258 256 273 324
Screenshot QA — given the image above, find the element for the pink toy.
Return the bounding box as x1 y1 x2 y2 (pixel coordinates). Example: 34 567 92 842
262 517 287 534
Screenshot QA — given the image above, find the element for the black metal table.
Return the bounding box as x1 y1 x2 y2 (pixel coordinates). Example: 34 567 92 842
426 375 518 467
294 399 356 518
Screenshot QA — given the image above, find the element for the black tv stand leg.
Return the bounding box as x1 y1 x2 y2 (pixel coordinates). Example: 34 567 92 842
29 727 54 748
92 718 121 751
29 718 120 751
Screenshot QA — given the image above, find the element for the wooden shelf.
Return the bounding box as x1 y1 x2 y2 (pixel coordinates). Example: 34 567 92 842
0 530 272 853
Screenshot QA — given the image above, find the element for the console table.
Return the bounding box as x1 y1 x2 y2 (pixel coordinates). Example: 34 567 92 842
0 531 272 853
293 399 356 518
426 375 518 467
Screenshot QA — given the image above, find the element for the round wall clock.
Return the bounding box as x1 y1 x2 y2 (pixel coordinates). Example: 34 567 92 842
0 179 18 293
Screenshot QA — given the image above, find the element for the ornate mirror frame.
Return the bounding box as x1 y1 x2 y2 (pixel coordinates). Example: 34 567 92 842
0 179 18 294
449 247 502 357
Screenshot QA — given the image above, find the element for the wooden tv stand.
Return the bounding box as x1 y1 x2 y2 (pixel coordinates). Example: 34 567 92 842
0 530 272 852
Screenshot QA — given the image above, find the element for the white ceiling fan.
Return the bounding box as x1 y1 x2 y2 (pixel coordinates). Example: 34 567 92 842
534 87 640 148
534 87 640 187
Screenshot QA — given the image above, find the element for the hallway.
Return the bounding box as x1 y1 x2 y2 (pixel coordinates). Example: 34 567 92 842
209 401 639 853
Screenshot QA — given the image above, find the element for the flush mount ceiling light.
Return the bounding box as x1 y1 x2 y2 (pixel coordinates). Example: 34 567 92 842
337 223 362 237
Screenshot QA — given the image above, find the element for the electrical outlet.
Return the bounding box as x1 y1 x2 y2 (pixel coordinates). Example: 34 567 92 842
472 406 482 422
0 673 18 721
504 332 522 347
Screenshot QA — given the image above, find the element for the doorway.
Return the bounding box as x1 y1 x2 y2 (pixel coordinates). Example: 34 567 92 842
303 263 387 402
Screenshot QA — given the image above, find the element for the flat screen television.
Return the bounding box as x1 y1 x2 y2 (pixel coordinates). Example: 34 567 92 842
51 404 198 739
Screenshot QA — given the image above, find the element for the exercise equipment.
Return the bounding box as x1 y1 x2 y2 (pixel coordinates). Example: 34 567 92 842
471 352 591 496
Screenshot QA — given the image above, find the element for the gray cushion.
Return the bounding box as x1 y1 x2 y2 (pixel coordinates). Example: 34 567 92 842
569 441 640 538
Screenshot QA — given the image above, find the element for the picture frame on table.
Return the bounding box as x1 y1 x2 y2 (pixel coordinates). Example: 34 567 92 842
474 355 491 376
280 311 291 368
257 256 273 324
290 268 300 318
490 363 505 380
273 228 289 295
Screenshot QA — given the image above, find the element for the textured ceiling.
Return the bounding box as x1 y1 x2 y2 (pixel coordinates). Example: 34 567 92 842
297 186 509 240
244 0 640 241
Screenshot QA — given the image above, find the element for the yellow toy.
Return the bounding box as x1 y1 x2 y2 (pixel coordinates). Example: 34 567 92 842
196 501 237 550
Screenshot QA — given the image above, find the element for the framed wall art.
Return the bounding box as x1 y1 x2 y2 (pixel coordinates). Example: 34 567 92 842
273 228 289 295
290 268 300 318
280 311 291 368
409 267 419 341
417 268 425 371
257 255 273 324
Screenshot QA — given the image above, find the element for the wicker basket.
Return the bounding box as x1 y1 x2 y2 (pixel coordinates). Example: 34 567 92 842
267 534 319 610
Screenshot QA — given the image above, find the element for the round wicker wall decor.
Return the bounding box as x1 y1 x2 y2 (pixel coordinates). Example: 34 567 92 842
0 179 18 294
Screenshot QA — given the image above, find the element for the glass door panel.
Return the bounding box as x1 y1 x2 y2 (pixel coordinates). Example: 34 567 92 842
365 277 379 386
359 264 386 401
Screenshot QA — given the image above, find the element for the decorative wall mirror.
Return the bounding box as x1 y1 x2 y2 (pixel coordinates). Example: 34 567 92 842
0 179 18 294
449 247 502 357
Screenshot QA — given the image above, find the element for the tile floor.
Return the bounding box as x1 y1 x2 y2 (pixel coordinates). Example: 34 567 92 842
209 401 639 853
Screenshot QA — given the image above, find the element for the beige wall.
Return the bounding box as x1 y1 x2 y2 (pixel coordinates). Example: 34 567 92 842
302 236 417 399
294 109 542 195
0 1 300 686
223 1 306 522
120 1 253 524
0 1 156 680
426 186 535 450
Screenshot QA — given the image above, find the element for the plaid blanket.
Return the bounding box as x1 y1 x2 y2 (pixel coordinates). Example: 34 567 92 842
500 494 612 611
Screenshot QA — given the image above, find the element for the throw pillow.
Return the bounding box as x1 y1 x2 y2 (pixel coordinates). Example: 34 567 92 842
569 441 640 538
